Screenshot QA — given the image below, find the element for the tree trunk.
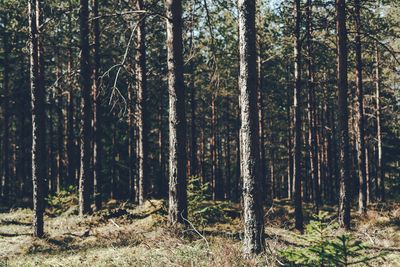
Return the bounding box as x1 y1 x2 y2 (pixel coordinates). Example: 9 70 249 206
135 0 149 206
306 0 321 211
79 0 93 216
286 64 293 200
354 0 367 213
189 10 198 178
166 0 188 225
2 16 10 204
29 0 46 237
336 0 351 229
238 0 265 257
92 0 102 211
257 41 268 204
66 0 76 188
375 44 385 201
293 0 304 233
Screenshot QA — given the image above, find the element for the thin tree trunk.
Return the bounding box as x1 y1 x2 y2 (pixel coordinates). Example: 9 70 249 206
257 41 267 204
92 0 102 211
293 0 304 233
354 0 367 213
375 43 385 202
2 16 10 204
158 91 166 197
306 0 321 211
136 0 149 205
189 8 198 178
127 83 135 202
286 64 293 200
166 0 187 225
211 94 218 199
29 0 46 237
225 99 232 200
79 0 93 216
238 0 265 256
336 0 351 229
67 0 76 187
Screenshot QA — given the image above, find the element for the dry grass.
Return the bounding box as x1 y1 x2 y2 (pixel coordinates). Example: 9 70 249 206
0 199 399 266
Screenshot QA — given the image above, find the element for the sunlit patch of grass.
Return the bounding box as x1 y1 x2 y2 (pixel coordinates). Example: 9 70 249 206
1 199 399 266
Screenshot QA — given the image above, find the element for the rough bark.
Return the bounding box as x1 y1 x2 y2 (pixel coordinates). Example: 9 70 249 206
238 0 265 256
79 0 93 216
29 0 46 237
336 0 351 229
166 0 188 225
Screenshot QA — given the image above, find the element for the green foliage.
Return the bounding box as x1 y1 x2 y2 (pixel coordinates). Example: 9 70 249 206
280 212 387 266
46 186 79 216
187 176 227 225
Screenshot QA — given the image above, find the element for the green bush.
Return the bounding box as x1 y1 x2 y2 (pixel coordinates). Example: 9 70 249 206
280 212 386 266
187 176 227 225
46 185 79 216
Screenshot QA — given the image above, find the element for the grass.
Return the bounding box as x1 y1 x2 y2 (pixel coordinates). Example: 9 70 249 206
0 199 399 266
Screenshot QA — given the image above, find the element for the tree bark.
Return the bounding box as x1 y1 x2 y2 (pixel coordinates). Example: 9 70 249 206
354 0 367 213
79 0 93 216
238 0 265 257
336 0 351 229
375 44 385 202
92 0 102 211
66 0 76 188
136 0 149 206
29 0 46 237
306 0 321 211
166 0 188 225
293 0 304 233
2 16 10 204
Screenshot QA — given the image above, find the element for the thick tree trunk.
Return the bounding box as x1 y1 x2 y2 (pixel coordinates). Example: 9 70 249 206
238 0 265 257
354 0 367 213
375 44 385 201
293 0 304 233
79 0 93 216
336 0 351 229
92 0 102 211
29 0 46 237
166 0 188 225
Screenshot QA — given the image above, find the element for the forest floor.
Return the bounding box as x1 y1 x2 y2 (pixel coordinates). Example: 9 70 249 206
0 198 399 267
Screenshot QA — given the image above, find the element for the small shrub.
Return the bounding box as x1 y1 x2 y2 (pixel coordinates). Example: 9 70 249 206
46 185 79 216
280 212 387 266
187 176 227 225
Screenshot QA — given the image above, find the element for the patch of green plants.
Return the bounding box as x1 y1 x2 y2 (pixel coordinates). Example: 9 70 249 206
280 212 387 266
46 185 79 216
187 176 227 225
